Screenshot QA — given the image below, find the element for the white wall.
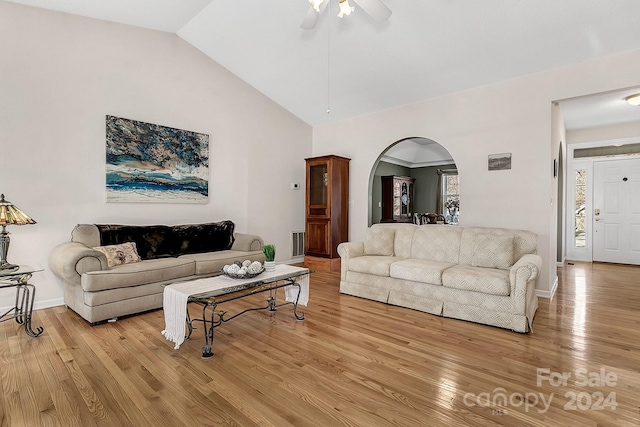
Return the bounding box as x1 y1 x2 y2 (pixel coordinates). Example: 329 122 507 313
0 3 311 309
313 48 640 296
552 104 567 266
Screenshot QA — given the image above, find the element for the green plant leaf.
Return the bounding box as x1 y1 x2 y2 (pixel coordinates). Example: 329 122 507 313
261 244 275 261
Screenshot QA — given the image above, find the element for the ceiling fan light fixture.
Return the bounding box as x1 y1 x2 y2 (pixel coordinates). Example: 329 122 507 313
625 93 640 106
337 0 355 18
309 0 324 12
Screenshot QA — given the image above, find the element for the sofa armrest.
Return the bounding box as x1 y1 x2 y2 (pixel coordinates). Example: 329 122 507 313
231 233 264 252
49 242 108 286
337 241 364 258
337 241 364 281
509 253 542 314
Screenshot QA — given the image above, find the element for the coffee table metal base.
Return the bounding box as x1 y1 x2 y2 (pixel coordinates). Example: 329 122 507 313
0 267 44 338
186 276 305 359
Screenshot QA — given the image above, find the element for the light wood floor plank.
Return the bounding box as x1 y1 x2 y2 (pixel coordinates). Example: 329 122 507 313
0 261 638 426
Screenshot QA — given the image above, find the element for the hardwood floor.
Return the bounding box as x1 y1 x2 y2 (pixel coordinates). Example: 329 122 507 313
1 262 639 426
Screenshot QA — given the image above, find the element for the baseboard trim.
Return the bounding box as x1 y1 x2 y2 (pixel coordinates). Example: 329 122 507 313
535 276 558 300
0 297 65 314
35 297 65 311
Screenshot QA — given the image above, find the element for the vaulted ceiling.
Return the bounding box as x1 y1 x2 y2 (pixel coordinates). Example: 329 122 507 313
6 0 640 128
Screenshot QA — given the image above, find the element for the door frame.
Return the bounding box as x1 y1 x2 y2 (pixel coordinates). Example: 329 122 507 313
566 137 640 262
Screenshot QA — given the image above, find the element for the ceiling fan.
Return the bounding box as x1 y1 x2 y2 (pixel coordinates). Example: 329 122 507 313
301 0 392 30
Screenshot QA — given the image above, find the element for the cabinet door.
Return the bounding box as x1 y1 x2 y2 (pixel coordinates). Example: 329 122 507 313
307 162 329 217
380 176 394 222
305 219 330 257
381 176 415 222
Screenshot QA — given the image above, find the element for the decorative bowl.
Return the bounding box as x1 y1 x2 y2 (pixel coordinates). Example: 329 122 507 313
221 267 265 279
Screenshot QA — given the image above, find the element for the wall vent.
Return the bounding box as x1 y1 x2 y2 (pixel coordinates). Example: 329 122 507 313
291 231 305 258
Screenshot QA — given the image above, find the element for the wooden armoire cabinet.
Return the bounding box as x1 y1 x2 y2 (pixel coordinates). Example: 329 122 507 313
304 155 350 272
381 175 415 223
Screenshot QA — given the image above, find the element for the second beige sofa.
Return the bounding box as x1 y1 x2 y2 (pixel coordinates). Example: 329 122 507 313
338 223 542 332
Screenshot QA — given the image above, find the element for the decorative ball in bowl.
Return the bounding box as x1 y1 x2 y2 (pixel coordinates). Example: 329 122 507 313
221 260 265 279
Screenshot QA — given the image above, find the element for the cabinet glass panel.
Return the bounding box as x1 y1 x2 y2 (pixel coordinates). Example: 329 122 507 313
393 180 401 216
401 182 408 215
309 164 327 206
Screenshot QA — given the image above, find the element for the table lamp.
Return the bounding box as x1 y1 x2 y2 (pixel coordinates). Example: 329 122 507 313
0 194 36 270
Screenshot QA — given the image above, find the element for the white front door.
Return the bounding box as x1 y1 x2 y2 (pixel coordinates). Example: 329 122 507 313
592 158 640 265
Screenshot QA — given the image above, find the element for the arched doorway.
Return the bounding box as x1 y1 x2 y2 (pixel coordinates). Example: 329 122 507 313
368 137 458 226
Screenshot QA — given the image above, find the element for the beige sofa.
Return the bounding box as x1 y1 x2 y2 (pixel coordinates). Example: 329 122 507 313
49 221 264 324
337 223 541 332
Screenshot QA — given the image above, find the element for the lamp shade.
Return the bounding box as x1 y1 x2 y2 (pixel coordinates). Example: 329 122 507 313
0 194 36 226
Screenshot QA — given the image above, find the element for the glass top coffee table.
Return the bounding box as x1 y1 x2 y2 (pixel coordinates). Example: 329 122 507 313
169 264 310 359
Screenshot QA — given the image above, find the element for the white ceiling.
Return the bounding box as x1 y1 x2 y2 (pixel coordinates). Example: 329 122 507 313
558 87 640 131
6 0 640 128
382 138 454 168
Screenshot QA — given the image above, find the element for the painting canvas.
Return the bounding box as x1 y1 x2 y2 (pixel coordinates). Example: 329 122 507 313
488 153 512 171
106 116 209 203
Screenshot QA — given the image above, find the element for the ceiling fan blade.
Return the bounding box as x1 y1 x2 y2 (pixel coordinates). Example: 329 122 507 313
353 0 392 21
300 6 319 30
300 1 329 30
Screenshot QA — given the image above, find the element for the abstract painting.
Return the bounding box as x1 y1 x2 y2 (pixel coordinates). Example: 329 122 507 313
105 116 209 203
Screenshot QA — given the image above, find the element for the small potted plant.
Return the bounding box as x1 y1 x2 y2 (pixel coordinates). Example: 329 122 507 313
262 244 276 271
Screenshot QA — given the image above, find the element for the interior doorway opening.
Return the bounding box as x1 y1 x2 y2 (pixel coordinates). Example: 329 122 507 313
368 137 457 226
565 138 640 264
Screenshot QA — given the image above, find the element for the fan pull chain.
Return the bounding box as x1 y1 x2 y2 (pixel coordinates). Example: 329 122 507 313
326 0 331 114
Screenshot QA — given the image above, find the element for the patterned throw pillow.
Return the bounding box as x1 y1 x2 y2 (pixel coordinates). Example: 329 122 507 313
93 242 141 268
471 234 514 269
363 227 395 256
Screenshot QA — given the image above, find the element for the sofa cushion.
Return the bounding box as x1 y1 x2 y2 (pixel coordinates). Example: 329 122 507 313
82 281 164 307
392 225 418 258
389 259 453 285
442 265 510 296
411 225 463 264
179 250 265 275
92 242 141 268
369 223 417 258
72 224 102 247
459 227 538 266
364 227 395 256
348 256 402 277
471 234 514 269
81 257 195 292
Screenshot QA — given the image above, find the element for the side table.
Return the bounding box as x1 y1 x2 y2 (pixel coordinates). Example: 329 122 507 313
0 265 44 337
